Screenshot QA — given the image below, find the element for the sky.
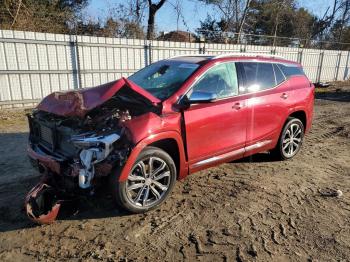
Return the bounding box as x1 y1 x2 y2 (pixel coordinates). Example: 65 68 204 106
85 0 331 33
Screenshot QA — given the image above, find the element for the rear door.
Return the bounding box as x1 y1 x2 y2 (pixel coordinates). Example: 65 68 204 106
238 62 292 155
183 62 248 168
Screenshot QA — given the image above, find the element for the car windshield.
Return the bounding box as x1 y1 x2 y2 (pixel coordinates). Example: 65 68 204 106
128 60 199 100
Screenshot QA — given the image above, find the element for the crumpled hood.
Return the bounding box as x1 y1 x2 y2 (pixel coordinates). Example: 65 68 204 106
36 77 161 118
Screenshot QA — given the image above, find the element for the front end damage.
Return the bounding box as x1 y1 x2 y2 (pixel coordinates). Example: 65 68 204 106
25 78 161 223
26 183 62 224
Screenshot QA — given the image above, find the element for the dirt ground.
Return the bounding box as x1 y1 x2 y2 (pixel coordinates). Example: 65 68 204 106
0 85 350 262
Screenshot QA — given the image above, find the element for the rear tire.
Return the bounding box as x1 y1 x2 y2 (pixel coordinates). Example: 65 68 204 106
271 117 304 160
110 146 177 213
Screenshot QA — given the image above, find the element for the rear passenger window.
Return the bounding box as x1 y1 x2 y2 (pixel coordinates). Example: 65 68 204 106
273 64 285 84
278 64 305 77
242 62 276 93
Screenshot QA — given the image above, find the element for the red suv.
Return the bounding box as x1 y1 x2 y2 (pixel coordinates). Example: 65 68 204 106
26 54 314 223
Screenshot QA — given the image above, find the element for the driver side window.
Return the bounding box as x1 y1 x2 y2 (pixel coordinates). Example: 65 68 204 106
190 62 238 99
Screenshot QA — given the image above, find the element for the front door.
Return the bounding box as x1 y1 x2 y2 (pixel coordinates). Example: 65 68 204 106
182 62 248 167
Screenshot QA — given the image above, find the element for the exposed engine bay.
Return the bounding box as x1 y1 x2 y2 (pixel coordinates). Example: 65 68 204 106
25 78 162 224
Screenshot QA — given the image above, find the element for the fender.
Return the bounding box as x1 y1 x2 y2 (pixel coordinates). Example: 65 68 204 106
271 106 309 150
290 105 312 133
289 83 314 133
118 131 188 182
277 107 306 132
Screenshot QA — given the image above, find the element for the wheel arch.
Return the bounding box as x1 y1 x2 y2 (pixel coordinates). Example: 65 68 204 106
272 111 306 160
118 131 188 182
149 139 180 179
273 109 307 148
288 110 307 131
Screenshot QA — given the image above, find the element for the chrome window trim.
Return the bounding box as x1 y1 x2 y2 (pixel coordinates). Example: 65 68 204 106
237 61 289 96
276 63 287 79
178 59 304 105
238 78 287 97
272 63 286 85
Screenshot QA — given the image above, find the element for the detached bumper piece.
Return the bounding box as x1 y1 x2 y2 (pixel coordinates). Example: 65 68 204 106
25 183 62 224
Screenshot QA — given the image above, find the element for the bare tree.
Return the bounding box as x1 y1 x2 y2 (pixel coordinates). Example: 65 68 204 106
167 0 190 32
9 0 23 27
199 0 251 33
126 0 148 25
147 0 167 39
173 0 183 31
337 0 350 42
100 0 148 38
312 0 342 39
271 0 288 46
237 0 252 43
1 0 87 33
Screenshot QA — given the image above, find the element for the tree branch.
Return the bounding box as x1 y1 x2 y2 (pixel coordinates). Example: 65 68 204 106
4 0 15 19
237 0 251 41
11 0 22 27
156 0 167 10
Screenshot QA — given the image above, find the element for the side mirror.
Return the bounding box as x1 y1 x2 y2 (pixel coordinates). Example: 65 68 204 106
176 91 217 111
188 91 217 103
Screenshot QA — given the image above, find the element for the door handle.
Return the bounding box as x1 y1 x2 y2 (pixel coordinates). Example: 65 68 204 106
232 102 241 110
281 93 288 99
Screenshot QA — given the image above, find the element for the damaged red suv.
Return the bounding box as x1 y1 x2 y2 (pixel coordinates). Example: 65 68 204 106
26 53 314 223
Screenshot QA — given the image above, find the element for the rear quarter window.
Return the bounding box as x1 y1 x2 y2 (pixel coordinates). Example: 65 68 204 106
278 64 305 77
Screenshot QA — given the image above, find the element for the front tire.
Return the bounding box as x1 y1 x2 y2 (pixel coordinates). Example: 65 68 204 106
271 118 304 160
110 146 177 213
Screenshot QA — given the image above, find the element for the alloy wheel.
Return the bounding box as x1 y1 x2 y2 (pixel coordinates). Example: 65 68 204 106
126 157 171 207
282 123 303 157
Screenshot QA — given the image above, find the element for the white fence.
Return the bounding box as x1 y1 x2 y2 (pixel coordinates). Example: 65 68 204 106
1 29 350 108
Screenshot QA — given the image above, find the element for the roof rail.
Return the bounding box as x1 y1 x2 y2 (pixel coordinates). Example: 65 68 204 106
168 52 285 60
213 52 285 60
167 54 214 59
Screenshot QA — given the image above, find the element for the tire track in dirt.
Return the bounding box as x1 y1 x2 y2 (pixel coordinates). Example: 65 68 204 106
1 90 350 261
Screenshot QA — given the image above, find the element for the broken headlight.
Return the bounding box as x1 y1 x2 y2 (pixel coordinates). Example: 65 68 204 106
71 133 120 189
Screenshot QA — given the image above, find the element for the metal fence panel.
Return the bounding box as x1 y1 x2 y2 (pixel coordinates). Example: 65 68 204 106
1 29 350 108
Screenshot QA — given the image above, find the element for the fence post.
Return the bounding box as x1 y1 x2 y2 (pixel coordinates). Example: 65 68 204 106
199 41 206 54
69 35 82 89
335 52 342 81
344 51 350 80
316 51 324 83
144 40 149 66
297 49 303 64
143 40 153 65
148 42 152 64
